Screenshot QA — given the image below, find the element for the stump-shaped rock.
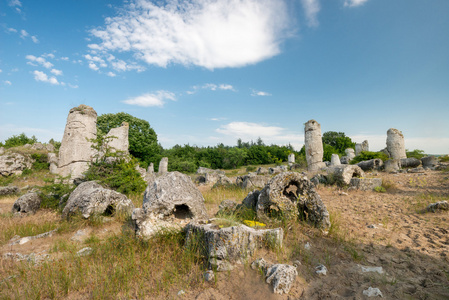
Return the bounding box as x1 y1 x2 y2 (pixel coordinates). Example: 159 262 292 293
62 181 134 218
304 120 326 171
328 165 365 185
386 128 406 159
384 159 401 173
185 222 283 271
330 154 341 166
143 171 208 220
421 156 438 169
11 192 42 214
158 157 168 175
256 172 330 232
400 157 421 168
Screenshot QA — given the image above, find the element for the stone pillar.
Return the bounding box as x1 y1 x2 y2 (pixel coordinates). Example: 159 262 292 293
386 128 406 159
105 122 129 155
384 159 401 173
147 163 154 174
304 120 326 171
158 157 168 175
330 154 341 166
47 153 58 174
355 140 369 156
288 153 295 166
345 148 356 161
57 105 97 180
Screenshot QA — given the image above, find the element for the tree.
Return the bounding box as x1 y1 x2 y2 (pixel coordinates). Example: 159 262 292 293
3 133 38 148
96 112 160 168
322 131 355 154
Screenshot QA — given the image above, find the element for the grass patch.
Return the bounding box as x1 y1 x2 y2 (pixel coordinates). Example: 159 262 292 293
0 218 59 245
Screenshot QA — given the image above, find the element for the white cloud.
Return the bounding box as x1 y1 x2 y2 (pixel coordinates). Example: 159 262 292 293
189 83 236 94
0 69 2 73
8 0 22 7
4 80 12 86
301 0 320 27
50 69 63 76
26 55 54 69
123 91 176 107
33 70 60 85
88 0 291 70
31 36 39 43
68 83 79 89
60 57 69 61
20 29 28 39
6 28 17 33
344 0 369 7
88 63 99 71
251 89 271 96
209 117 227 121
106 72 116 77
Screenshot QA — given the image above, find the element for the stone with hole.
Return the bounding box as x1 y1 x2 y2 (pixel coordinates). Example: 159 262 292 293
328 164 365 185
11 192 42 214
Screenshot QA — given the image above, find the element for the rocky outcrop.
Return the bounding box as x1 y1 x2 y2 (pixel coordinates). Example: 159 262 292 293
0 153 33 176
185 222 283 271
304 120 326 171
62 181 134 219
330 154 341 166
57 105 97 181
400 157 421 168
142 171 208 220
104 122 129 155
386 128 406 159
0 186 19 196
269 165 287 175
328 165 365 185
11 192 42 214
236 174 270 189
355 140 369 156
256 172 330 232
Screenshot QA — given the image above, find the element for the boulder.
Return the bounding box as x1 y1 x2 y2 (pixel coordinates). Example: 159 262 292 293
237 174 270 189
45 144 55 152
216 199 238 215
185 222 283 271
384 159 401 173
158 157 168 175
132 208 183 238
47 152 58 174
304 120 326 171
241 190 261 210
288 153 295 167
0 153 33 176
256 172 330 232
330 154 341 166
386 128 406 159
357 159 383 171
142 171 208 220
0 186 19 196
400 157 421 168
355 140 369 156
212 175 234 188
256 167 269 175
269 165 287 175
349 178 382 191
328 165 365 185
62 181 134 219
265 264 298 294
426 201 448 212
31 143 45 150
421 156 438 169
11 192 42 214
57 105 97 181
345 148 356 160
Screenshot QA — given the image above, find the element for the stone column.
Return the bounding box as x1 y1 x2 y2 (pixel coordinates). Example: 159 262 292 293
345 148 356 161
330 154 341 166
158 157 168 175
47 153 58 174
105 122 129 155
147 163 154 174
288 153 295 166
304 120 326 171
355 140 369 156
57 105 97 181
386 128 406 159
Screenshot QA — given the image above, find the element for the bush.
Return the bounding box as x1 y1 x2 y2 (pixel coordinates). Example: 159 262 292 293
31 153 49 171
406 149 426 160
3 133 38 148
39 180 75 210
350 151 389 164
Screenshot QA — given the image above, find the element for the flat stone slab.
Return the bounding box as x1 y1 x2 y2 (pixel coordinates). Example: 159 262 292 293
349 178 382 191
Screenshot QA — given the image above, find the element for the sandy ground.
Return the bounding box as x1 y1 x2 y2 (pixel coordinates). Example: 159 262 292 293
1 169 448 299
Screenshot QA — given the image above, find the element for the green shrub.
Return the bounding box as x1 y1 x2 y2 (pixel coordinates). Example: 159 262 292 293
374 186 386 193
406 149 426 160
3 133 38 148
0 175 16 186
350 151 389 164
39 180 76 210
31 153 49 171
439 155 449 162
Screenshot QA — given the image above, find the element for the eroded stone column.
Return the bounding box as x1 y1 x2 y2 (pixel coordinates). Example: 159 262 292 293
386 128 406 159
355 140 369 156
304 120 326 171
158 157 168 175
105 122 129 155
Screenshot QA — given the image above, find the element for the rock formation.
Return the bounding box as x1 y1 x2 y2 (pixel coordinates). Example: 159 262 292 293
357 159 384 171
47 153 58 174
0 153 33 176
355 140 369 156
57 105 97 181
384 159 401 173
386 128 406 159
288 153 295 167
304 120 326 171
328 165 365 185
11 192 42 214
104 122 129 155
330 154 341 166
158 157 168 175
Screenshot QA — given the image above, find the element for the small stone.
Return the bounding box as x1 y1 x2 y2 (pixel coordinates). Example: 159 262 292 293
177 290 185 296
204 270 214 282
76 247 93 257
315 264 327 276
363 287 383 297
367 224 377 229
359 265 384 274
304 242 311 250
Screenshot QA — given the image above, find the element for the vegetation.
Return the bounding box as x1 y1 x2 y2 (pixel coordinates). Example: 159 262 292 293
406 149 426 160
2 133 38 148
350 151 389 164
322 131 355 154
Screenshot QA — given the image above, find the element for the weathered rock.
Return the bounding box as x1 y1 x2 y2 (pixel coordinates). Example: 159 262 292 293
77 247 93 257
355 140 369 156
363 287 383 298
421 156 438 169
185 222 283 271
31 143 45 150
205 172 221 185
345 148 356 160
328 165 365 185
330 154 341 166
132 208 183 238
357 159 383 171
237 174 270 189
386 128 406 159
0 186 19 196
197 167 225 175
0 147 4 155
0 152 33 176
241 190 261 210
310 174 327 186
47 152 58 174
315 264 328 276
256 167 269 175
212 175 234 188
304 120 326 171
384 159 401 173
158 157 168 175
269 165 287 175
349 178 382 191
143 171 208 220
62 181 134 219
408 167 425 173
105 122 129 155
256 172 330 232
426 201 448 212
9 229 57 245
45 143 55 152
57 105 97 181
216 199 238 215
400 157 421 168
288 153 295 166
147 163 154 174
11 192 42 214
265 264 298 294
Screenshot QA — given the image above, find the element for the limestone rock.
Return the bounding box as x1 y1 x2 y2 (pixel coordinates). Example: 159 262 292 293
158 157 168 175
11 192 42 214
0 186 19 196
363 287 383 298
237 174 270 189
426 201 448 212
0 153 33 176
212 175 234 188
197 167 224 175
143 171 208 220
384 159 401 173
265 264 298 294
304 120 326 171
345 148 356 160
47 152 58 174
45 144 55 152
349 178 382 191
328 165 365 185
386 128 406 159
288 153 295 166
241 190 261 210
62 181 134 219
355 140 369 156
357 159 383 171
256 172 330 232
31 143 45 150
269 165 287 175
0 147 4 155
185 222 283 271
132 208 182 238
330 154 341 166
104 122 129 155
147 163 154 174
57 105 97 181
421 156 438 169
216 199 238 216
400 157 421 168
256 167 269 175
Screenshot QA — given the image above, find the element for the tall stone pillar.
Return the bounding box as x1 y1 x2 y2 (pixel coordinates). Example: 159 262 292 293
105 122 129 155
158 157 168 175
57 105 97 180
304 120 326 171
355 140 369 156
288 153 295 166
386 128 406 159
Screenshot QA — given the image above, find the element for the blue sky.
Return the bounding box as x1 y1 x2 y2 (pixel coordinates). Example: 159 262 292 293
1 0 448 154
